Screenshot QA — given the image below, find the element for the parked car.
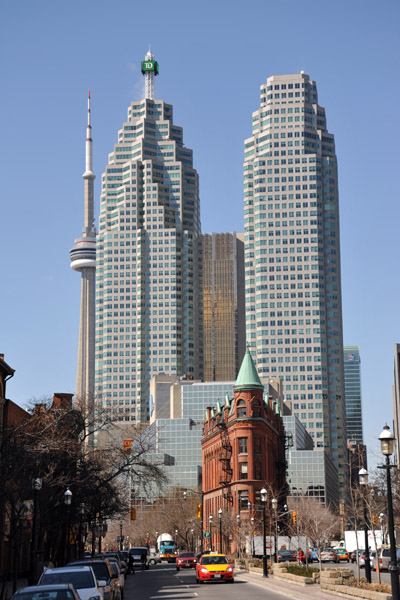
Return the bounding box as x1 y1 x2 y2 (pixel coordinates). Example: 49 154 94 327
320 548 339 563
128 547 150 570
68 560 116 600
335 548 349 562
99 553 127 577
12 585 81 600
106 560 124 600
277 550 297 562
309 547 319 562
377 547 400 571
195 553 234 584
148 553 161 565
38 566 103 600
176 552 197 570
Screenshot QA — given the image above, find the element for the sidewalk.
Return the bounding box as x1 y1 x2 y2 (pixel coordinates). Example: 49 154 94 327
236 568 335 600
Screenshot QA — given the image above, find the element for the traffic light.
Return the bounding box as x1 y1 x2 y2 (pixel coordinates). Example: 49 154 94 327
130 507 136 521
372 514 376 525
197 503 202 519
292 510 297 525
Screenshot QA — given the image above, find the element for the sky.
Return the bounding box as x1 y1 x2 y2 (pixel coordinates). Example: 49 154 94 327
1 0 399 469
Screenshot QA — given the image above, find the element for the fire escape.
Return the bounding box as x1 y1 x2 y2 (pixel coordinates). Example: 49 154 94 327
217 422 233 505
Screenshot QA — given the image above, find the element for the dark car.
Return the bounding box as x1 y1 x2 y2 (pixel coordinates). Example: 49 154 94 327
277 550 297 562
351 549 365 563
176 552 197 570
12 585 80 600
128 547 150 570
68 560 116 600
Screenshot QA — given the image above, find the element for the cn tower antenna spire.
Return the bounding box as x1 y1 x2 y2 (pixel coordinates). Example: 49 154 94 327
141 48 159 100
70 92 96 429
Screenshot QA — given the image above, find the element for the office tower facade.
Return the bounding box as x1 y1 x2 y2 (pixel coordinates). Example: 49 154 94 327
393 344 400 466
70 93 96 412
343 346 364 444
244 72 347 495
95 52 201 423
201 232 245 381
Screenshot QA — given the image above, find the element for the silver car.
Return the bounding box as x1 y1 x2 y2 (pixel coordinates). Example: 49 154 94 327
39 567 103 600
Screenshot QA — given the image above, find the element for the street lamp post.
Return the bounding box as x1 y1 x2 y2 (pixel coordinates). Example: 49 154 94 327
218 508 223 554
260 488 268 577
378 425 399 600
209 516 213 551
358 468 371 583
191 528 194 552
271 498 278 563
29 477 42 584
120 521 123 551
251 517 255 557
147 532 150 550
236 514 240 558
63 488 72 565
183 489 204 553
79 503 85 559
175 529 178 551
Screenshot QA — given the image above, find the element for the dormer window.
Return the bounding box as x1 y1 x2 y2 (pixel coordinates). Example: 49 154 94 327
237 399 246 417
252 399 261 417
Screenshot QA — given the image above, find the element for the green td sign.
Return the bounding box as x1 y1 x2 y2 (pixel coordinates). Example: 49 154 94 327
204 531 211 538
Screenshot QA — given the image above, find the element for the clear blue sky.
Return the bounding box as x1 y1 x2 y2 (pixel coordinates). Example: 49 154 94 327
1 0 399 467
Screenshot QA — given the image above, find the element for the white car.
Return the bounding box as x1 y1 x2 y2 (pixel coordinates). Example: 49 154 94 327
39 566 103 600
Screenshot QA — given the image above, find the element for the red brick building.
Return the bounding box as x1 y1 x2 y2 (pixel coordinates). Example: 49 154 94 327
201 347 286 552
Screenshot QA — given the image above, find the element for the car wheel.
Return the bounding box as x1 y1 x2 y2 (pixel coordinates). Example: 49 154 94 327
196 577 199 584
176 567 180 571
150 559 155 565
146 565 150 570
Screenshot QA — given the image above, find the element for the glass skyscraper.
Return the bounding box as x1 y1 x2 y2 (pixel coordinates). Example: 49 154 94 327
201 232 245 381
95 53 201 423
244 72 347 496
343 346 363 444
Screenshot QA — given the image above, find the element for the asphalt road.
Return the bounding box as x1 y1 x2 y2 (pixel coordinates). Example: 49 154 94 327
124 562 291 600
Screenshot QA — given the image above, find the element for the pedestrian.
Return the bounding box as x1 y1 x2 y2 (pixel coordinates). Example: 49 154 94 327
128 553 134 575
141 551 146 571
298 548 305 566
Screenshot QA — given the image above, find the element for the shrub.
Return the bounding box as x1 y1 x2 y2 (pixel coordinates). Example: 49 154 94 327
285 565 319 577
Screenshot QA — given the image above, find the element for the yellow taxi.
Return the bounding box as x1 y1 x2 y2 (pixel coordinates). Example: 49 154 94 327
195 553 234 583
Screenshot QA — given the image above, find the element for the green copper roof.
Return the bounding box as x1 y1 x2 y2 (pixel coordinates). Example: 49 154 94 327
234 346 264 390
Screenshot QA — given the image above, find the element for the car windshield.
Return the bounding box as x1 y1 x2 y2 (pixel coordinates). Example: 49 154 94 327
16 592 75 600
201 556 228 565
179 553 194 558
130 548 147 555
40 573 94 590
279 551 293 555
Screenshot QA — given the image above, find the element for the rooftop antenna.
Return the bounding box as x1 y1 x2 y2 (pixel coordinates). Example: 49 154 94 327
141 48 159 100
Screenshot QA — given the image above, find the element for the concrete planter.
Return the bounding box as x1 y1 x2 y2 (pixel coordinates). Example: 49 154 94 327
271 563 316 586
320 568 391 600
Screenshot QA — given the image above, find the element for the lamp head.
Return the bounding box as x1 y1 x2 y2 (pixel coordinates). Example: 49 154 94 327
358 467 368 486
271 498 278 511
260 488 267 503
209 515 213 523
379 424 395 456
183 490 187 500
64 487 72 505
218 507 222 517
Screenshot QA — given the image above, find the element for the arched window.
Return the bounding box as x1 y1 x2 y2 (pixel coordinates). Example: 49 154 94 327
237 399 246 417
252 399 261 417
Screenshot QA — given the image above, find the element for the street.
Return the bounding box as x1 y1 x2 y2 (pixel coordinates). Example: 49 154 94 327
124 562 290 600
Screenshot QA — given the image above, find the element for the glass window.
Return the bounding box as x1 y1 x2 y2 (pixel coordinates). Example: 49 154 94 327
239 463 248 480
252 400 261 417
237 399 246 417
254 462 262 480
238 437 248 453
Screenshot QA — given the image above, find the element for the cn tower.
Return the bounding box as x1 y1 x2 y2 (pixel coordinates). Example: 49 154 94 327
70 92 96 413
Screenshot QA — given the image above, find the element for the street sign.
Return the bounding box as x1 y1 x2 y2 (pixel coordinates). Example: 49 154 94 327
204 531 211 538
